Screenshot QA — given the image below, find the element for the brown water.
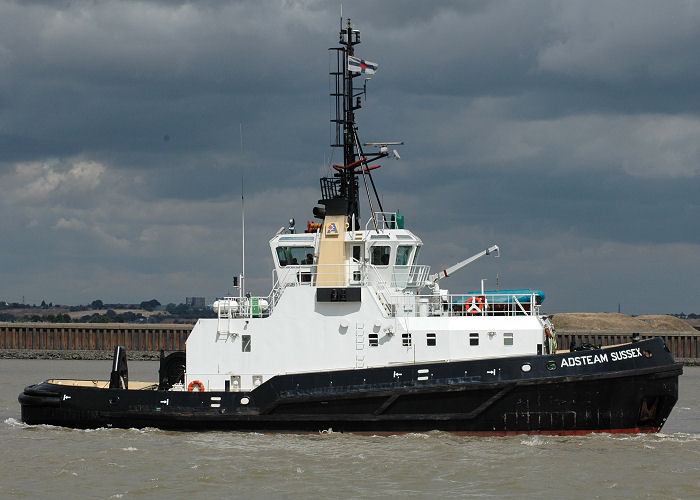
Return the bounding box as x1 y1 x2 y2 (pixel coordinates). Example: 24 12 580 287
1 360 698 499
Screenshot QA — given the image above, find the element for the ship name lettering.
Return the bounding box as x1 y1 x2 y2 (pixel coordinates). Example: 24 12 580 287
610 347 642 362
560 353 608 368
560 347 644 368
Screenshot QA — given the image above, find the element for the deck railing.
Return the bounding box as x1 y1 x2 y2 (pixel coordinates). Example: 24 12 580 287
213 265 539 323
366 211 400 231
378 291 542 318
272 263 430 290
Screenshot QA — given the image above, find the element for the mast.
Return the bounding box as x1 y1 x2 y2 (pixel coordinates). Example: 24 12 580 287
319 18 397 230
341 18 360 222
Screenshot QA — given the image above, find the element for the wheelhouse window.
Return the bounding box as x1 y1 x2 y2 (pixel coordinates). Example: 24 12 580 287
371 246 391 266
395 245 413 266
276 246 314 266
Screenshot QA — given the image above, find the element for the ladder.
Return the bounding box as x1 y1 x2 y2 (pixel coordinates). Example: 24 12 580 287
355 321 365 368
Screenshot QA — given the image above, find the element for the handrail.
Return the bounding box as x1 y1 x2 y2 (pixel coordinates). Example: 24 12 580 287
374 291 542 318
365 211 398 231
272 263 430 289
216 266 541 325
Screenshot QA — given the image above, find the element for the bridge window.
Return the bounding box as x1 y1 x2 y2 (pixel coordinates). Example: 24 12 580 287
371 246 391 266
276 246 314 266
395 246 413 266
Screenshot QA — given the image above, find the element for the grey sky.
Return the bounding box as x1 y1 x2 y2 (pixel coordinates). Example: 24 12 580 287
1 0 698 314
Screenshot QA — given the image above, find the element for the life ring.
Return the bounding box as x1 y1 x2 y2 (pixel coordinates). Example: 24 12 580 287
466 296 485 315
188 380 205 392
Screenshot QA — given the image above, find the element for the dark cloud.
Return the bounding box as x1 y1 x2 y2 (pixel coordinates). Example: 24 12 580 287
1 0 698 313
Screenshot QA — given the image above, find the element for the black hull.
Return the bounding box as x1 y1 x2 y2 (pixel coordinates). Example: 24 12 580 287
19 338 682 434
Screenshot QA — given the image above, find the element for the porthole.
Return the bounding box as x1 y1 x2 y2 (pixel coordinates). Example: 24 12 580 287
521 363 532 372
546 361 557 371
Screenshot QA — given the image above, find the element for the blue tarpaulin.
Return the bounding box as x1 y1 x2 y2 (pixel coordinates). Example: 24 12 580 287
454 289 546 305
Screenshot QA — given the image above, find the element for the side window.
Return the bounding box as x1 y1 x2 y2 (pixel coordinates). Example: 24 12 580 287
276 247 288 266
276 246 314 266
504 332 514 346
469 332 479 346
426 332 436 346
353 245 361 262
402 333 412 347
413 246 421 265
371 246 391 266
395 246 413 266
242 335 251 352
369 333 378 347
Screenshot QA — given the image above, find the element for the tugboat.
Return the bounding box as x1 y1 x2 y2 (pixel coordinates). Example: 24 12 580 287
19 19 682 434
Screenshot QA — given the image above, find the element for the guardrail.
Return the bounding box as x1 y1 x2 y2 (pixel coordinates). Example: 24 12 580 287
378 291 542 318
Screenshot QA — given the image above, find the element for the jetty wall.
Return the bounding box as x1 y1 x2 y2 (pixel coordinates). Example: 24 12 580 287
0 323 189 357
1 322 698 363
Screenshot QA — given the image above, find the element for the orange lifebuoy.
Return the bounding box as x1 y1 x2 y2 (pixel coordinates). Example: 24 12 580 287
188 380 205 392
466 296 485 315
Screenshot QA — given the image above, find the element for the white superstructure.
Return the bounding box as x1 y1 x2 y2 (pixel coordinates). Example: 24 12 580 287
186 213 550 392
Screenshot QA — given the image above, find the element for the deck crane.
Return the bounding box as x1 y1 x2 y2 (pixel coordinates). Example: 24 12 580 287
427 245 500 294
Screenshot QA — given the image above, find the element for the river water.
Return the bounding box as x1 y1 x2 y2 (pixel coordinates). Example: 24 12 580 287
1 360 698 499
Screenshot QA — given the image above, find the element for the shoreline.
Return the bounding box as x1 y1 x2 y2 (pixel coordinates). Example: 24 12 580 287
0 349 161 361
2 349 697 366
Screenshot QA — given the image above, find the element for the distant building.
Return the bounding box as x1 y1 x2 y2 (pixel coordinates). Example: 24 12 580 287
186 297 205 309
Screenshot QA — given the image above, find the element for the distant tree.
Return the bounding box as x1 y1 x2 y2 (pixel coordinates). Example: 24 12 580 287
140 299 161 312
57 313 72 323
40 300 47 308
121 311 139 322
88 313 110 323
91 299 104 310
